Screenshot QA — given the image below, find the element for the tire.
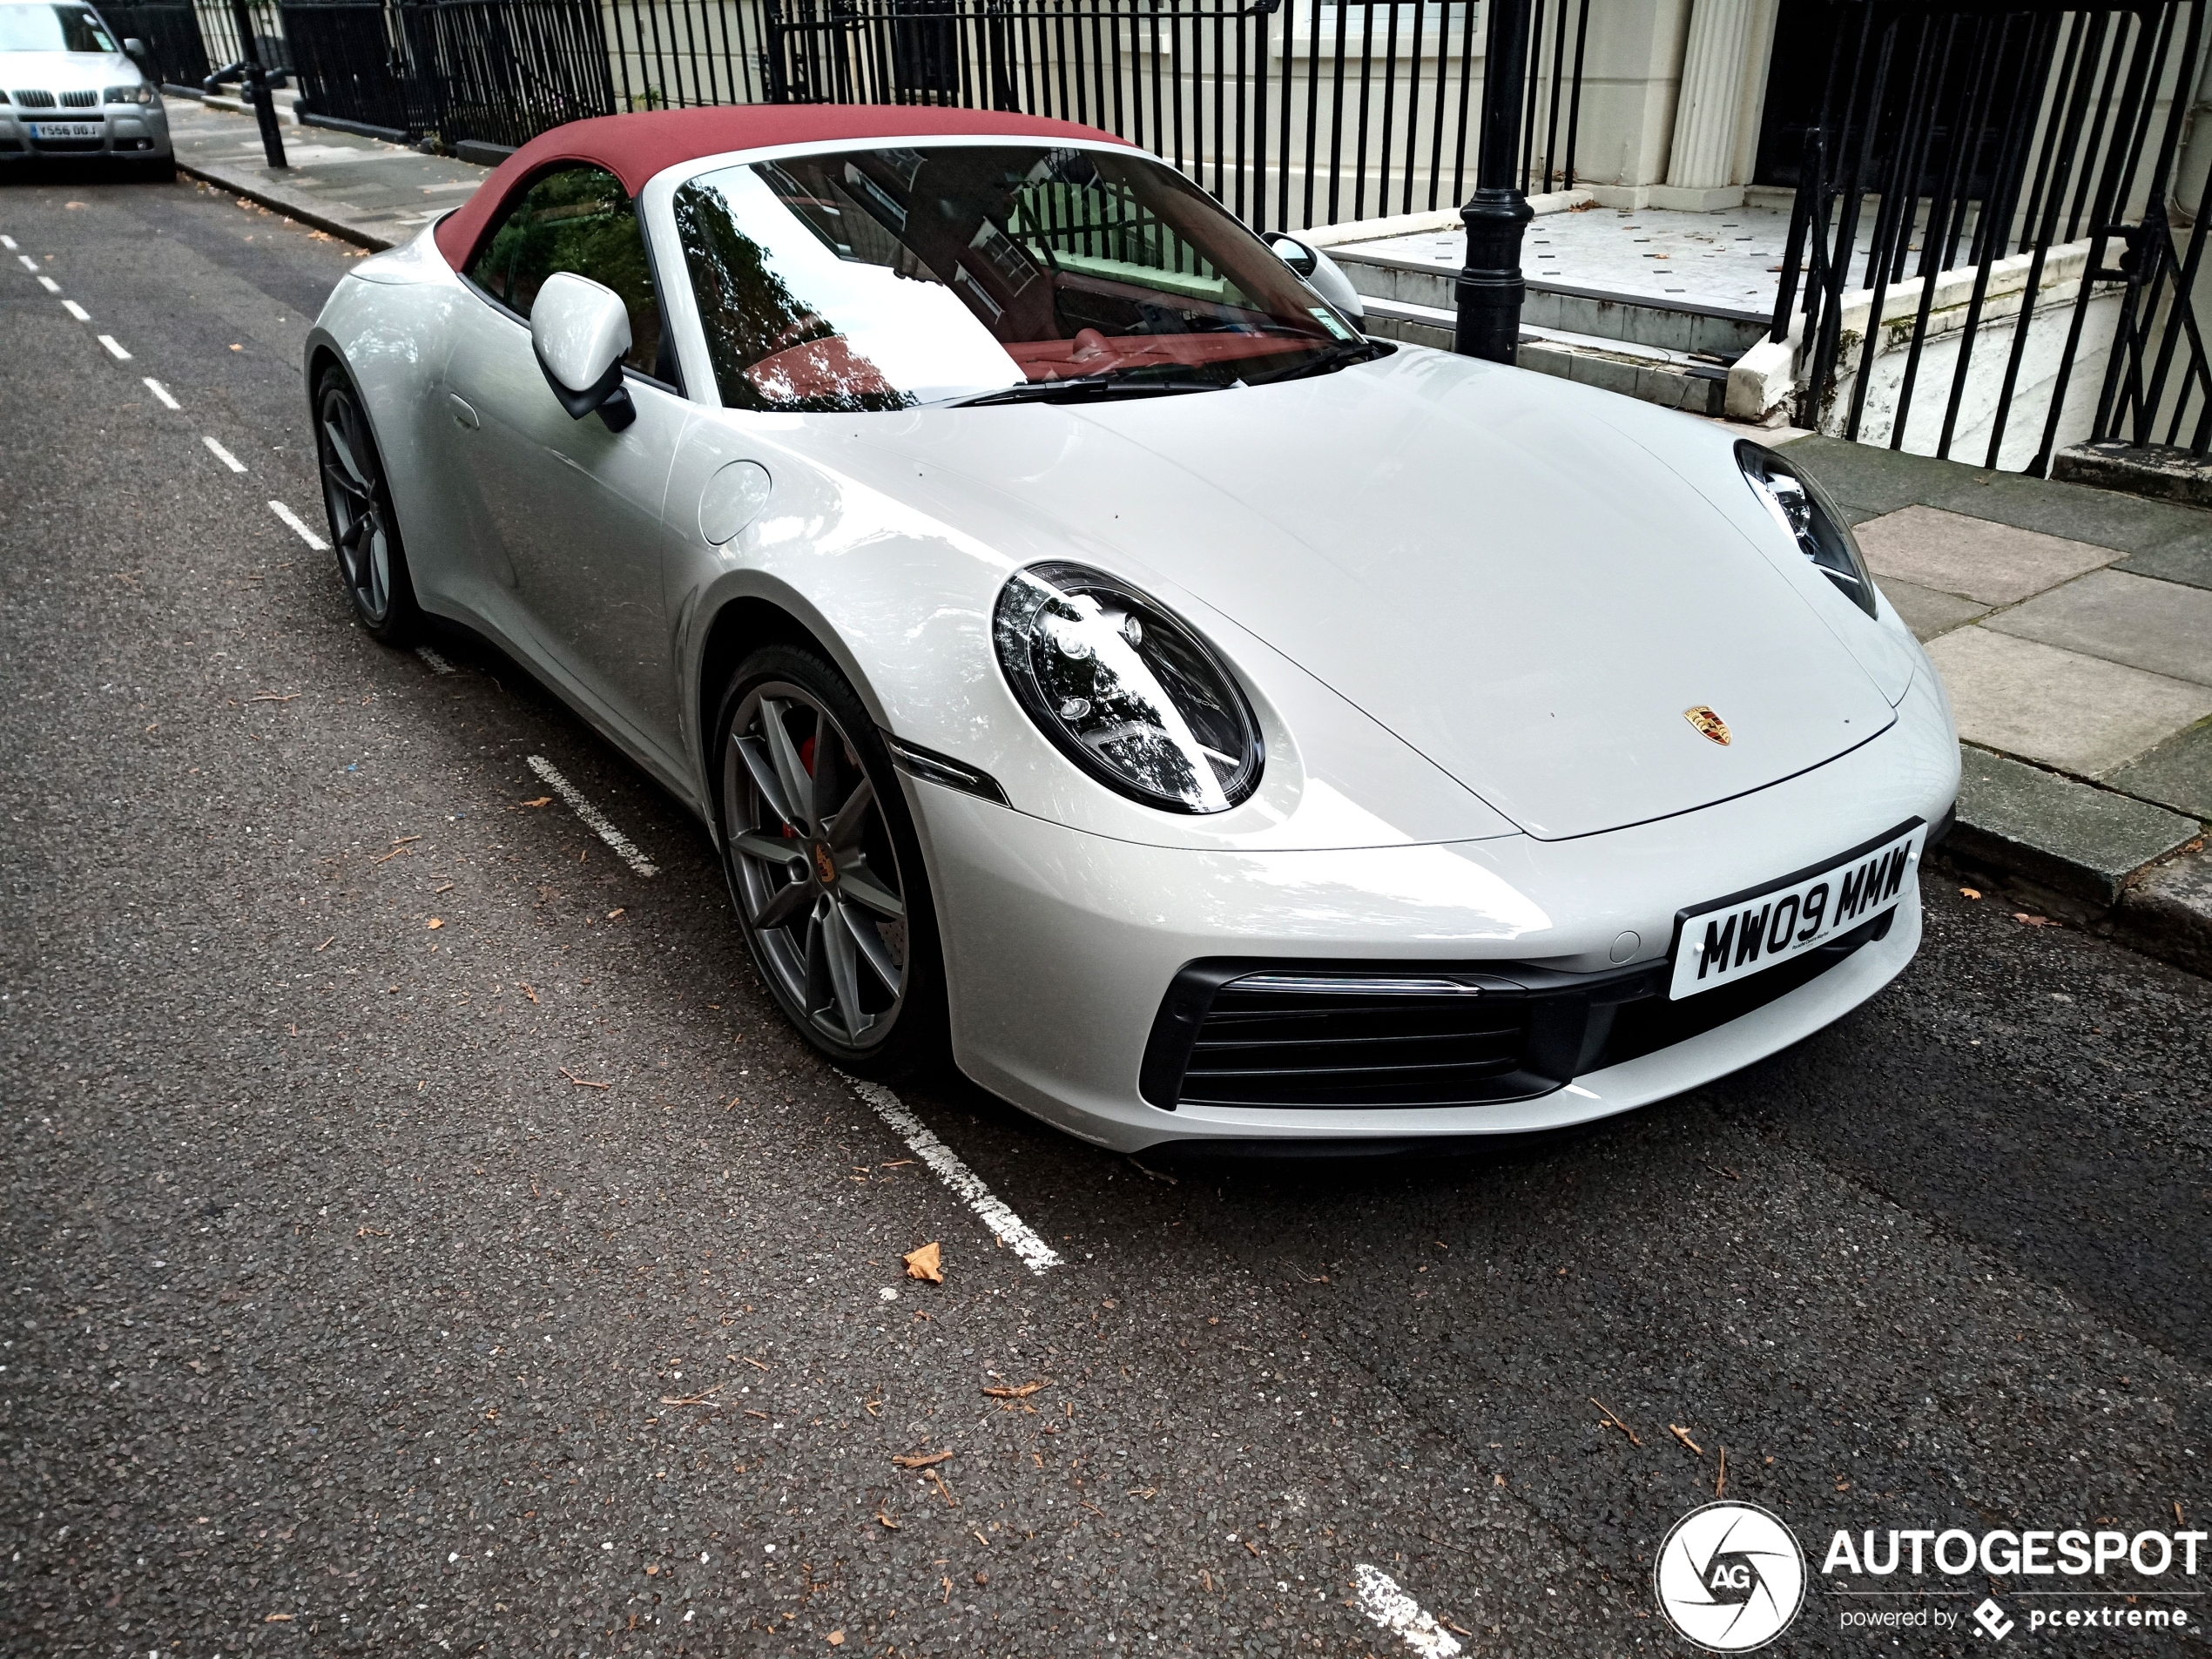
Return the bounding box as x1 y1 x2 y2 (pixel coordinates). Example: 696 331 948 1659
714 644 949 1082
314 363 420 645
133 154 175 183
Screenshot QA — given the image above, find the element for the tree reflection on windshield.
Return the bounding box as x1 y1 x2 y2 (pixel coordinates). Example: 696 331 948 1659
674 144 1372 414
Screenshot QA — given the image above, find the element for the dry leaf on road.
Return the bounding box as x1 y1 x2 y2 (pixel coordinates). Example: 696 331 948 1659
891 1448 954 1469
904 1241 944 1283
982 1379 1049 1399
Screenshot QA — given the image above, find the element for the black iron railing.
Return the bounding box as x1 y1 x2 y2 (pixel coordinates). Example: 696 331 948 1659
104 1 213 86
164 0 1582 239
1772 0 2207 474
759 0 1587 233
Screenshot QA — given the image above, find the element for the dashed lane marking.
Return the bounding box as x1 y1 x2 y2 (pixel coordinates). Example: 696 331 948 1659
1 235 17 250
15 253 35 272
415 644 455 675
61 299 88 320
97 334 131 361
268 499 327 550
203 435 246 473
841 1075 1064 1276
1353 1566 1462 1658
524 754 659 878
36 274 57 293
144 378 179 410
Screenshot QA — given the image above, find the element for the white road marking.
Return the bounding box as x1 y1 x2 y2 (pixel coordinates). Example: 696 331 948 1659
268 499 327 550
36 274 57 293
415 644 455 675
841 1075 1064 1276
1 235 17 250
143 377 179 409
202 435 247 473
97 334 131 360
524 755 658 878
1353 1565 1462 1659
16 253 35 271
61 299 88 320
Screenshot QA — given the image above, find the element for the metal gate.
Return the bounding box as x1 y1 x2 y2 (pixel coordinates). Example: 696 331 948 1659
1771 0 2208 474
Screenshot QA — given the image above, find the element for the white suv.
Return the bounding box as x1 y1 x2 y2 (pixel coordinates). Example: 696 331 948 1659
0 1 172 176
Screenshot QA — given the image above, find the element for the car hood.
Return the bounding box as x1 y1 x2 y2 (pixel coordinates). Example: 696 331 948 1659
833 346 1898 841
0 49 138 91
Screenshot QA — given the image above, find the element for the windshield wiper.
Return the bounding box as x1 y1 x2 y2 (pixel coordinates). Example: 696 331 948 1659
946 372 1225 408
1246 338 1390 387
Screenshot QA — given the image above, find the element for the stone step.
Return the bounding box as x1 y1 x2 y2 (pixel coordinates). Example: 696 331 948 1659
1361 295 1734 417
1334 244 1772 359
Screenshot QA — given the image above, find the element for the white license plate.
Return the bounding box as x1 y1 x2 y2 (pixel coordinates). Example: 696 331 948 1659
30 122 101 138
1669 819 1925 1000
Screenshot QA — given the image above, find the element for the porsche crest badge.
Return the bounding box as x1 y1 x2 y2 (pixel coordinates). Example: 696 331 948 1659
1684 705 1733 746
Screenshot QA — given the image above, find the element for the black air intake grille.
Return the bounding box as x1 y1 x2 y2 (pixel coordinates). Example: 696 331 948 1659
59 88 96 107
1180 976 1534 1109
12 89 57 107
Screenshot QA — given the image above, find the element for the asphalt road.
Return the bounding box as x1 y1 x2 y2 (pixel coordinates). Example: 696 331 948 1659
1 172 2207 1659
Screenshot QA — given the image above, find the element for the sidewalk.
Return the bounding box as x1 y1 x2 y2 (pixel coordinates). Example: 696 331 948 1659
168 92 486 250
1780 435 2211 953
166 96 2212 968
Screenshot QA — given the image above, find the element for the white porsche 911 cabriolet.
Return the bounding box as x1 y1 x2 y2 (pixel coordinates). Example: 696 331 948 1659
304 105 1959 1152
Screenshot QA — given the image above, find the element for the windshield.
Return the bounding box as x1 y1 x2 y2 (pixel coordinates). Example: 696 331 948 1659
673 144 1370 412
0 4 118 51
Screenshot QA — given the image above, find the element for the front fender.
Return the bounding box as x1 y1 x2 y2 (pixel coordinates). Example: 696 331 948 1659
664 408 1519 854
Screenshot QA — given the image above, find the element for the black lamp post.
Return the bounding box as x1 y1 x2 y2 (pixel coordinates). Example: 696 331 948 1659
1455 0 1533 363
203 0 287 169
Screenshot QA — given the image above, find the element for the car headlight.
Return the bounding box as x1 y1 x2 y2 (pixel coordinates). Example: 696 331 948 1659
1737 442 1877 618
105 84 154 105
994 561 1263 813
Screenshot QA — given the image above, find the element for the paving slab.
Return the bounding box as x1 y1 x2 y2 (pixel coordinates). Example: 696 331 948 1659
1983 566 2212 687
2114 531 2212 591
1925 626 2212 776
1919 466 2212 553
2104 716 2212 819
1950 745 2202 906
1874 576 1991 640
1777 433 1961 516
167 96 485 251
1854 505 2120 605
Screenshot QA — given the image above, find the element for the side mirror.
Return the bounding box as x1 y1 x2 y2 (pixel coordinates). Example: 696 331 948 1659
530 271 637 432
1268 234 1366 326
122 36 145 57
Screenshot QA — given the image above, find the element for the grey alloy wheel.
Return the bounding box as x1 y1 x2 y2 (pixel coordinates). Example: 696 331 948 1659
723 677 912 1050
314 368 416 643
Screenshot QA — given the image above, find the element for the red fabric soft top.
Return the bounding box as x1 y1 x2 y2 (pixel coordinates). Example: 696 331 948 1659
432 105 1130 271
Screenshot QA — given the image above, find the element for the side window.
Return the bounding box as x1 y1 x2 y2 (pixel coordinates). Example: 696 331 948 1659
465 163 672 383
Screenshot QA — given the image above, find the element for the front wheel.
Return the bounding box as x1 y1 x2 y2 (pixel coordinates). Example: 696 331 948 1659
715 645 949 1081
314 364 420 644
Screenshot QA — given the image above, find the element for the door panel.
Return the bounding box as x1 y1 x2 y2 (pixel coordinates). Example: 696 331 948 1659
445 307 686 769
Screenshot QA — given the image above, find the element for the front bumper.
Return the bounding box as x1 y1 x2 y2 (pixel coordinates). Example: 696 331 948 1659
909 669 1958 1152
0 105 170 159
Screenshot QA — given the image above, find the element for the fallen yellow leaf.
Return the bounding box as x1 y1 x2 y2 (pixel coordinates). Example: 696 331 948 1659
903 1240 943 1283
522 796 552 807
427 918 444 929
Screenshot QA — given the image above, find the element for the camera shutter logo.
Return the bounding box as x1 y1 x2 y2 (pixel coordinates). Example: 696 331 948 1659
1654 1501 1806 1652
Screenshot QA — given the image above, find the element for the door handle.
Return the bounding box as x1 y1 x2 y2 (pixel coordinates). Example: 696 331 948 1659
448 393 479 430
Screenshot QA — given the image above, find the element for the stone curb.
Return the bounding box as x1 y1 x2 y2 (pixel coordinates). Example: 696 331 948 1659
1945 745 2211 974
174 152 401 252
